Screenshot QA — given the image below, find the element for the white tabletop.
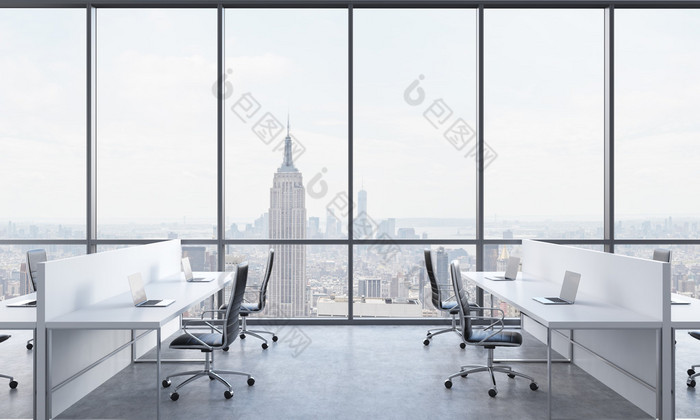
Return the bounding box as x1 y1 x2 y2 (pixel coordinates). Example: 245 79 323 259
671 293 700 329
0 292 37 329
466 272 661 330
46 272 232 330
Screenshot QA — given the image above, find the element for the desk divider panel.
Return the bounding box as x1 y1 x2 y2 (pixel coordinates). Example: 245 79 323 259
37 240 182 418
521 239 669 417
522 239 664 318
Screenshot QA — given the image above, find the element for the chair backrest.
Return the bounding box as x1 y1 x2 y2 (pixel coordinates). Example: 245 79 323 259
450 260 473 340
424 249 442 308
653 249 671 263
26 249 47 292
257 249 275 311
222 262 249 348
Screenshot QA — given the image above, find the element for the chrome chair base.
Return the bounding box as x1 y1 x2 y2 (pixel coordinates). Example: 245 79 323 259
163 351 254 400
444 347 538 397
240 316 278 349
424 314 463 347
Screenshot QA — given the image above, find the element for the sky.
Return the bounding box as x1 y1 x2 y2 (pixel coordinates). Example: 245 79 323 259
1 8 700 226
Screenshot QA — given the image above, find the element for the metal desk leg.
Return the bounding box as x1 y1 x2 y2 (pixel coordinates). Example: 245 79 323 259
157 328 161 420
47 329 52 419
32 328 36 420
547 327 552 420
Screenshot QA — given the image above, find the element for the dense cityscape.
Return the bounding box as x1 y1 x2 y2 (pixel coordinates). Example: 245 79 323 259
2 135 699 318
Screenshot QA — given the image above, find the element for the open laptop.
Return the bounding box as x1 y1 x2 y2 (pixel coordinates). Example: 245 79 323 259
486 257 520 281
127 272 174 307
182 257 212 282
533 271 581 305
6 298 36 307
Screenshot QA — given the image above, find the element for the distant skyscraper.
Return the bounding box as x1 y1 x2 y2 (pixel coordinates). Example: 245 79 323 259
182 246 207 271
355 188 371 238
326 208 338 238
358 188 367 215
436 247 449 285
308 217 320 238
358 278 381 298
269 120 307 317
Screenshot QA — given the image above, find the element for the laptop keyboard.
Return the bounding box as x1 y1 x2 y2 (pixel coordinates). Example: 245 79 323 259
548 297 568 303
141 300 161 306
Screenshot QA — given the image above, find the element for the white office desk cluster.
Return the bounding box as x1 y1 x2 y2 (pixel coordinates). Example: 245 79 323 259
466 239 672 419
12 239 234 419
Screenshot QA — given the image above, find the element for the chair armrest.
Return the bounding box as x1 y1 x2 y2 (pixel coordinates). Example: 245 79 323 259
183 327 213 350
466 307 506 343
200 309 226 319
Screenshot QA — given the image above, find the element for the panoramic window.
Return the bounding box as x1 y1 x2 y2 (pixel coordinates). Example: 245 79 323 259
616 10 700 240
95 9 218 239
354 9 477 240
0 9 86 240
483 9 604 240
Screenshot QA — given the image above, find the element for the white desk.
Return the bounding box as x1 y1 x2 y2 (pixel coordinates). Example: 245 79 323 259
466 272 663 419
45 272 232 419
672 293 700 417
0 293 37 418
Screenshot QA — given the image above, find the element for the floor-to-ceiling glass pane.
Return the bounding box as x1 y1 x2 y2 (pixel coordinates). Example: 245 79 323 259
96 9 217 239
0 245 85 300
616 10 700 240
0 9 86 239
484 9 604 240
225 245 348 318
353 245 476 318
354 9 477 240
224 9 348 240
615 244 700 300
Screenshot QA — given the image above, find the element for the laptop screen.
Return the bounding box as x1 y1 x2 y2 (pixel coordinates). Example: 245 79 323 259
504 257 520 279
559 271 581 303
181 257 194 281
127 273 147 306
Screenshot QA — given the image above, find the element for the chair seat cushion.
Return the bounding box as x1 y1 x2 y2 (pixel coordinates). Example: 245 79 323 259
170 332 223 349
441 301 458 310
0 335 9 344
241 302 260 313
467 329 522 346
690 331 700 341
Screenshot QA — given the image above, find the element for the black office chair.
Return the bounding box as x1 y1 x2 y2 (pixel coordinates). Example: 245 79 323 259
444 260 538 397
0 335 18 389
233 249 278 350
25 249 46 350
423 249 464 348
162 262 254 401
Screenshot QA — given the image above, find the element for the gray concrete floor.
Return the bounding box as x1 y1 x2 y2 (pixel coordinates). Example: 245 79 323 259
2 325 700 419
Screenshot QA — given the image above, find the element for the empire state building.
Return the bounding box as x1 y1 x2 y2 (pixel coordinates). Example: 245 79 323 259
268 122 307 317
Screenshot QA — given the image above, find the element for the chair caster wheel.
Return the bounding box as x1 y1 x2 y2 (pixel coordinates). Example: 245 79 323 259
689 368 696 376
508 373 516 379
444 380 452 389
423 339 430 346
272 336 278 342
26 343 33 350
247 377 255 386
9 380 18 389
488 388 498 397
530 382 539 391
224 390 233 399
240 334 246 339
162 379 171 388
209 375 215 381
262 343 268 350
170 392 179 401
688 379 696 388
223 346 229 352
459 342 466 349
